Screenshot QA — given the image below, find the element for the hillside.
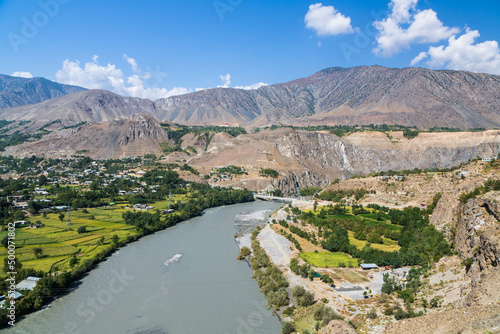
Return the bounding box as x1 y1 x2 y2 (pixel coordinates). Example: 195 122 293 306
0 90 157 127
155 66 500 129
0 74 86 108
2 66 500 129
2 114 169 159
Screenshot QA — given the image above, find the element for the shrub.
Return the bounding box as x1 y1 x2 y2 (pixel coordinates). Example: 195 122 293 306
77 226 87 234
281 321 295 334
367 308 377 319
237 246 251 260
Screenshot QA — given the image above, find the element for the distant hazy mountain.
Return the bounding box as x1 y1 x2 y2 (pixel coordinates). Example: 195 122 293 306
2 66 500 129
0 74 86 108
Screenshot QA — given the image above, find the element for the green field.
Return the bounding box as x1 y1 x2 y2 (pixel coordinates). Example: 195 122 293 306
0 193 189 272
300 252 358 267
348 231 401 252
0 206 141 272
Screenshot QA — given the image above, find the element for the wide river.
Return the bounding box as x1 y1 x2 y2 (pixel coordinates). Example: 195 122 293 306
6 201 283 334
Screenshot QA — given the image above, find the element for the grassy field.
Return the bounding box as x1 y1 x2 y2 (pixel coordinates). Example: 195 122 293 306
300 252 358 268
348 231 401 252
0 205 148 272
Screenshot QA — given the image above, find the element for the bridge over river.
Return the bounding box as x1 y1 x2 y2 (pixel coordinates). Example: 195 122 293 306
254 194 295 203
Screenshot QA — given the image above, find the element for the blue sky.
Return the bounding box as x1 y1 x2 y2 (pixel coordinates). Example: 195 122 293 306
1 0 499 99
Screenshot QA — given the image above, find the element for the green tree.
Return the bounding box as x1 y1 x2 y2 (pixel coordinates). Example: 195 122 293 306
77 226 87 234
58 212 65 222
281 321 295 334
33 247 43 259
112 234 119 244
313 200 318 212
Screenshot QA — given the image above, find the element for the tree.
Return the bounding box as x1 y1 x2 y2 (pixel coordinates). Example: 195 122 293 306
313 200 318 212
58 212 65 222
3 257 22 273
77 226 87 234
281 322 295 334
376 211 382 221
112 234 119 244
98 236 105 245
33 247 43 259
237 246 251 260
0 236 7 249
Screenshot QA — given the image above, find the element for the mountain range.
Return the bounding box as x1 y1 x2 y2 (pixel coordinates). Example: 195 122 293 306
0 74 86 109
1 66 500 129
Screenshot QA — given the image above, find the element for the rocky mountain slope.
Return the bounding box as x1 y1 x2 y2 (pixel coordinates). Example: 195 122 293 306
2 114 169 159
0 90 156 127
186 128 500 194
2 66 500 129
155 66 500 129
0 74 86 109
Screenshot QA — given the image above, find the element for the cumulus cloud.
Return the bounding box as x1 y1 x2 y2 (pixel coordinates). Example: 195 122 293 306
410 51 428 66
55 55 192 100
218 73 231 88
234 82 268 90
10 71 33 78
305 3 354 36
373 0 459 56
411 29 500 75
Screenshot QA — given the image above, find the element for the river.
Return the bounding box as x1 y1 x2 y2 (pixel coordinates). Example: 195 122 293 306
5 201 283 334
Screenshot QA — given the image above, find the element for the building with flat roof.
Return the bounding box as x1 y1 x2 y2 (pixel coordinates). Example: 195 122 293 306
16 276 41 291
360 263 379 270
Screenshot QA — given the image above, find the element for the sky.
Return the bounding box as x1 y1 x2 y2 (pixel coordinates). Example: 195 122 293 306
0 0 499 100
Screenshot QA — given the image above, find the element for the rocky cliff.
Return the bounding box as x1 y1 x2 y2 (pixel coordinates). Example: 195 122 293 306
454 192 500 307
189 128 500 194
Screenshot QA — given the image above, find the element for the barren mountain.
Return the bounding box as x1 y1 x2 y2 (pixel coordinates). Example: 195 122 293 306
0 74 86 109
155 66 500 129
2 66 500 129
0 90 157 127
2 114 169 159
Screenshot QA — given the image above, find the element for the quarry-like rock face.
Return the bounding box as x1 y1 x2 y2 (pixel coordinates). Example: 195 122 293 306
189 128 500 193
2 114 169 159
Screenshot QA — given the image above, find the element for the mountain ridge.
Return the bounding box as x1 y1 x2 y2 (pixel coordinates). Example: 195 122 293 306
0 74 86 109
1 66 500 129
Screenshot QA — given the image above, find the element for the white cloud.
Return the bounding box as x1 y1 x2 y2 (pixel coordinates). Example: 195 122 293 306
123 54 139 73
10 71 33 78
305 3 354 36
55 56 192 100
410 51 428 65
234 82 268 90
373 0 459 56
412 29 500 75
218 73 231 88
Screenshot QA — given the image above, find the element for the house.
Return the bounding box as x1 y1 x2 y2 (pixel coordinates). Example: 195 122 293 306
360 263 379 270
16 277 41 291
13 220 28 227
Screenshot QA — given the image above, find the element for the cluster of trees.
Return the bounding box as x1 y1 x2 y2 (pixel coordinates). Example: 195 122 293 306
260 168 279 178
300 205 452 268
317 188 371 202
459 178 500 204
249 229 289 309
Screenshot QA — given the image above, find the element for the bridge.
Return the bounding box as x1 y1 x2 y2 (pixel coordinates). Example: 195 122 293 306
254 194 295 203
